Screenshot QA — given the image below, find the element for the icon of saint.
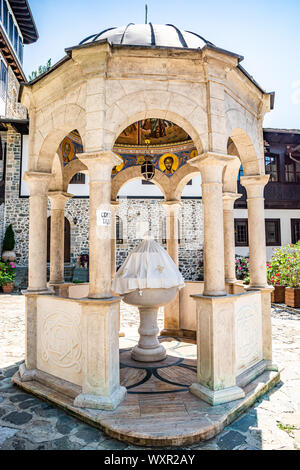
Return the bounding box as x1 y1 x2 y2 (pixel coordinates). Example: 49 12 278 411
163 156 175 175
62 141 73 163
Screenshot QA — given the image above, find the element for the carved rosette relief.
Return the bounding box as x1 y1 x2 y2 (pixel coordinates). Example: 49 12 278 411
41 311 82 373
235 296 262 375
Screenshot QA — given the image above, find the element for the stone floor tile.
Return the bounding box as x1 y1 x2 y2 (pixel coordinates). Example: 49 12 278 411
74 426 105 443
229 414 258 434
2 411 32 425
0 426 19 445
217 430 247 450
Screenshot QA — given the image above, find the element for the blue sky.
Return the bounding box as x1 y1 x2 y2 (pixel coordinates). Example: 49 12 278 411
24 0 300 129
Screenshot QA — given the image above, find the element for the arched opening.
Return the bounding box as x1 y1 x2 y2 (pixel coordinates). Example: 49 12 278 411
112 118 202 282
35 103 86 173
47 216 71 263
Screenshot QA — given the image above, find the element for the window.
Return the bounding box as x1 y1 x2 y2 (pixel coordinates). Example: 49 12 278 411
265 153 279 182
0 61 7 101
291 219 300 244
18 36 23 63
69 172 85 184
8 12 13 43
116 216 123 244
3 1 8 31
265 219 281 246
13 24 18 51
234 219 248 246
285 155 300 183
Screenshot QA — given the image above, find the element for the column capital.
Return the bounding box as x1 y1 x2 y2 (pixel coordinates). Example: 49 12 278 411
161 200 182 213
77 151 122 182
48 191 74 203
24 171 53 195
240 175 269 198
110 200 120 209
222 192 242 211
188 152 236 183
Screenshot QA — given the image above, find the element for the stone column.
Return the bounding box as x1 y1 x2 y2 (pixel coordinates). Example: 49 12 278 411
110 201 124 337
110 201 119 281
161 201 181 335
24 172 53 293
189 152 235 296
240 175 269 289
78 151 122 299
223 192 242 283
48 191 73 285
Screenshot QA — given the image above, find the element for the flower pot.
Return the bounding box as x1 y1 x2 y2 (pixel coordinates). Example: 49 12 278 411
285 287 300 308
271 285 285 303
2 251 16 262
2 282 14 294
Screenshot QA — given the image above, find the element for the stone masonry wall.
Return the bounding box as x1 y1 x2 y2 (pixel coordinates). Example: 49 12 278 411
6 67 27 120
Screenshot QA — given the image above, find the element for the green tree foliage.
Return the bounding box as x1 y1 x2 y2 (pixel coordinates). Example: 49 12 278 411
28 59 52 82
2 224 15 252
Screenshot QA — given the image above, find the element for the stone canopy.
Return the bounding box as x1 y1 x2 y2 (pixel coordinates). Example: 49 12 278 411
14 23 279 440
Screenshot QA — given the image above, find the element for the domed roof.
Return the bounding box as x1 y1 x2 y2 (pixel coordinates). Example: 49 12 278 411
79 23 214 50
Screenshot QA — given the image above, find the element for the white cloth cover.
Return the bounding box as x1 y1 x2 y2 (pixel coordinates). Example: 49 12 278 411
112 239 185 295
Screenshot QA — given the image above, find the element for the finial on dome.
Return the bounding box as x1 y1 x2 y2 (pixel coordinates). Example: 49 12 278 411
145 3 148 24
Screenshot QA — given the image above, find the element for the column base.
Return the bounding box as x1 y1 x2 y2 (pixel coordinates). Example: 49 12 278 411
48 280 65 286
190 382 245 406
19 363 36 382
131 344 166 362
22 288 53 296
203 290 227 297
74 386 127 411
246 285 269 291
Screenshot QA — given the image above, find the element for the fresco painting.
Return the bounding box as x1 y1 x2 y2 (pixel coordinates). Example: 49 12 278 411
115 119 191 146
59 124 198 177
58 130 83 167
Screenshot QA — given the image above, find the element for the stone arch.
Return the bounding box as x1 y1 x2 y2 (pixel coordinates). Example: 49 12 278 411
105 89 205 155
226 128 261 176
111 166 170 201
63 159 88 191
172 164 200 200
35 104 86 173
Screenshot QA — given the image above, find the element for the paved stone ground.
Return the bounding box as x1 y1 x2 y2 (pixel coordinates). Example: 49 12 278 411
0 295 299 450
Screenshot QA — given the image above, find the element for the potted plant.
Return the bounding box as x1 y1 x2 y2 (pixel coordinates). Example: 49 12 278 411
0 261 16 294
282 242 300 308
2 224 16 262
267 260 286 303
235 256 250 284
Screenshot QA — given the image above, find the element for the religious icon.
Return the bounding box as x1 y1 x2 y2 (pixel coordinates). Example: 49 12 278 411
112 155 125 175
189 149 198 160
159 153 179 175
137 155 145 165
62 138 75 164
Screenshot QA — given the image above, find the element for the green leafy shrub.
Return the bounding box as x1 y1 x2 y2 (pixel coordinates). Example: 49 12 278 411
267 241 300 288
28 59 51 82
235 256 250 282
2 224 15 252
0 261 16 286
